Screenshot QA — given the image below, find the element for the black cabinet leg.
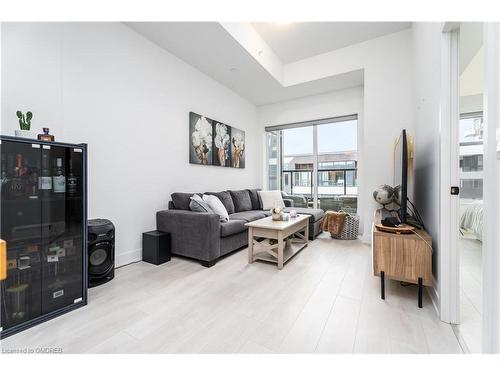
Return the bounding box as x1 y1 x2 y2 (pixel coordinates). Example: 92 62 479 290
418 277 423 308
381 271 385 300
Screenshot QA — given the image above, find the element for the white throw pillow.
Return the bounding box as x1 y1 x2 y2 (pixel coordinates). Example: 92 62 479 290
258 190 285 210
202 194 229 222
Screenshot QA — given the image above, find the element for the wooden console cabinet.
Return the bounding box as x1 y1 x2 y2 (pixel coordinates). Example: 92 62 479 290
372 209 432 308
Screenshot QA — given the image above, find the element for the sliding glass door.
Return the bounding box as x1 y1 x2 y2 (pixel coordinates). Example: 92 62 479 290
282 126 314 206
266 115 358 213
266 131 280 190
316 119 358 213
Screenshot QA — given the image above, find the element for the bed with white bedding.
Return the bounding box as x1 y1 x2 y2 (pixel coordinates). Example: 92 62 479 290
459 200 483 241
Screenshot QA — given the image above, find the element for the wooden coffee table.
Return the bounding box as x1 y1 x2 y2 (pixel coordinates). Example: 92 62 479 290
245 214 310 269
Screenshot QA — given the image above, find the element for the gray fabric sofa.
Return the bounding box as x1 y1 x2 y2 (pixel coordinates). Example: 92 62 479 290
156 189 324 267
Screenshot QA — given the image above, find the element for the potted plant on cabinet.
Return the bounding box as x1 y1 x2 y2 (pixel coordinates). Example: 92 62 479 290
15 110 36 139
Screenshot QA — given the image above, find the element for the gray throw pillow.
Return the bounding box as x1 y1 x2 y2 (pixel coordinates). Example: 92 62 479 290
172 192 199 210
204 191 235 214
247 189 262 210
189 195 214 214
229 190 252 212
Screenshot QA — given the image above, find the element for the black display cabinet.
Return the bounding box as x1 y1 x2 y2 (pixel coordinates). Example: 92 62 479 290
0 135 87 339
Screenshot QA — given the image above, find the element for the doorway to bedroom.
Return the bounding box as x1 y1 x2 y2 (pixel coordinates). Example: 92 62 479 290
456 23 484 353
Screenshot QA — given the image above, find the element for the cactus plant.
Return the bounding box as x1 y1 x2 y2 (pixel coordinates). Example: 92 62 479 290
16 110 33 130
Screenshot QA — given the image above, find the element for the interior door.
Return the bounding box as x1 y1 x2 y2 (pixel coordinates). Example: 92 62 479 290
1 139 43 332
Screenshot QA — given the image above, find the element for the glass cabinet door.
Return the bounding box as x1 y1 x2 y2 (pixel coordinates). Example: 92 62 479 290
1 140 43 331
40 144 84 315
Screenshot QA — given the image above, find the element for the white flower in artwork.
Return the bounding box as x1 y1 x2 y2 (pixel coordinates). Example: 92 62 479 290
232 133 244 149
192 116 212 149
214 123 230 166
191 116 212 165
214 123 229 149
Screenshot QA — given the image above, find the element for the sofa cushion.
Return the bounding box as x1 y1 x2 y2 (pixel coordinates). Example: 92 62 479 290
247 189 262 210
171 192 199 210
204 191 235 214
229 190 252 212
229 210 266 222
220 219 247 237
283 207 324 222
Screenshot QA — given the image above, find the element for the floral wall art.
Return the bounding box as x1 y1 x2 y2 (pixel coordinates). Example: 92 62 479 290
231 127 245 168
189 112 213 165
189 112 245 169
213 121 231 167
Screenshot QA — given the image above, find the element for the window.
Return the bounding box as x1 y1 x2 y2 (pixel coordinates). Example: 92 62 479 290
459 112 483 200
265 115 358 213
266 131 279 190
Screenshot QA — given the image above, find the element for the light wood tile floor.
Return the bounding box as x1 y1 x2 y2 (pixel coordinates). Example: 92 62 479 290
0 233 463 354
454 237 482 353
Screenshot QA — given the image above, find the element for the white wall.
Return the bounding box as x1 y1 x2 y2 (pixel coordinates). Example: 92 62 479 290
258 30 414 241
411 23 443 289
257 86 363 127
1 22 261 265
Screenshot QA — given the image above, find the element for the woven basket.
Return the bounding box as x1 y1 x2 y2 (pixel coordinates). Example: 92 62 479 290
330 214 360 240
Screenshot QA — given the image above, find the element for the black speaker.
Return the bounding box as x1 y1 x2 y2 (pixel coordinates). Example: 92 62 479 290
88 219 115 288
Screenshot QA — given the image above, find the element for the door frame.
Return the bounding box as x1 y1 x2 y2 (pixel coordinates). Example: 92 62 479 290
482 22 500 354
440 22 500 353
439 24 461 325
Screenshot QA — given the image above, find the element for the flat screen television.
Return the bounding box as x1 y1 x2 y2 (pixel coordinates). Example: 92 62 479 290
394 129 408 223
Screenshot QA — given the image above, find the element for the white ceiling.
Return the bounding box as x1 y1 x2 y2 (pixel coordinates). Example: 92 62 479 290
252 22 411 63
126 22 364 105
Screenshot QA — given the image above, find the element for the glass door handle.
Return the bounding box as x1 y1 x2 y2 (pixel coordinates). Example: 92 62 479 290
0 239 6 281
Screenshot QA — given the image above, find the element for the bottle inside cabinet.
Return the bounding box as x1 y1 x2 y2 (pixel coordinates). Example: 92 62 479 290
52 157 66 193
38 152 52 196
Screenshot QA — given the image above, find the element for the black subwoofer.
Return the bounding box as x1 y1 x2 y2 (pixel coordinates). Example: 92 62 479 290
88 219 115 288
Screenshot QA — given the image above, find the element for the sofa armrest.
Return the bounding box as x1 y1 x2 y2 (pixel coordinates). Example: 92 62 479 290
283 198 294 208
282 193 308 208
156 210 221 261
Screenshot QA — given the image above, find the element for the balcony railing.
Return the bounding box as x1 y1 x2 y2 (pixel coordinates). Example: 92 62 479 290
282 168 358 197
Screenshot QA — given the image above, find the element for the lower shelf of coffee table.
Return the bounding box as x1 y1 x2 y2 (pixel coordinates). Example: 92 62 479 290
253 241 308 265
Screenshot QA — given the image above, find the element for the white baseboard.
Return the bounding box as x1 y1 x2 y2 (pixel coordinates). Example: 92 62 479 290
115 248 142 268
428 275 441 319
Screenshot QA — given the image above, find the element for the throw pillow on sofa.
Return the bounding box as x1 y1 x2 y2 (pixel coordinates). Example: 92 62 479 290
229 190 252 212
172 192 200 210
247 189 262 210
189 194 215 214
258 190 285 210
202 194 229 222
204 191 235 214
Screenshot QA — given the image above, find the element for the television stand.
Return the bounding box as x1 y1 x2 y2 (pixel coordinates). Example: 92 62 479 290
372 209 433 308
